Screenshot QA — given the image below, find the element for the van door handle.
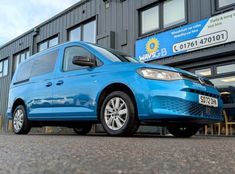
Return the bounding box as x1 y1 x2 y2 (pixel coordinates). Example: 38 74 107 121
46 82 52 87
56 80 64 86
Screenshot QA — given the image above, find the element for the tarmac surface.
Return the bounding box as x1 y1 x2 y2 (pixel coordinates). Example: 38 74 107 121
0 134 234 174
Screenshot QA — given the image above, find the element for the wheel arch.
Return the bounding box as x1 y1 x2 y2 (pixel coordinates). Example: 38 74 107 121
12 98 26 115
97 83 138 121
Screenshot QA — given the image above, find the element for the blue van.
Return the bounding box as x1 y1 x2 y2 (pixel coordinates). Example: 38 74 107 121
7 41 223 137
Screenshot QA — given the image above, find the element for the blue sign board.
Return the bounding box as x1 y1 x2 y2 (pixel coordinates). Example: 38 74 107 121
135 9 235 62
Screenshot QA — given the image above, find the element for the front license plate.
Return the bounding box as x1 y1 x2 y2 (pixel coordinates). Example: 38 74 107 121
199 95 218 108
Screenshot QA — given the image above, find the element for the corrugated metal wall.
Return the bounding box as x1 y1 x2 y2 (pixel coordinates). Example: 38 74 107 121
0 0 233 130
0 33 34 130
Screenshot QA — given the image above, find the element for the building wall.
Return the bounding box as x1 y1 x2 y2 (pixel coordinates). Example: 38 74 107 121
1 0 235 129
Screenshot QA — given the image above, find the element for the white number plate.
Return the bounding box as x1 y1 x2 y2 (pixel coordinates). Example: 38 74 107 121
199 95 218 108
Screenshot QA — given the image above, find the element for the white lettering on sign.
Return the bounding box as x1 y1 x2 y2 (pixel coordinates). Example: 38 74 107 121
173 30 228 53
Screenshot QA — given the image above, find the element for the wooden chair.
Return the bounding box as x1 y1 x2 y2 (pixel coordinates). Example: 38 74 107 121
223 110 235 136
204 123 221 135
204 109 235 136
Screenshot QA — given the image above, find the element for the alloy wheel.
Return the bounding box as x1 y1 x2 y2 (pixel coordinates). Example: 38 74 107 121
104 97 128 131
13 109 24 133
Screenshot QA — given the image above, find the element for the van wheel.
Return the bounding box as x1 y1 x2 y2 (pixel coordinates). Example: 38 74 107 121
13 105 31 134
167 125 201 138
73 124 92 135
100 91 139 136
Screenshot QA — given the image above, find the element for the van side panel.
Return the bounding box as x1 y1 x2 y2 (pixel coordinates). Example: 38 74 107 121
50 69 100 120
27 74 54 119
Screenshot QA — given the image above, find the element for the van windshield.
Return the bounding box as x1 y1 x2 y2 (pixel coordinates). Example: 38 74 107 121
89 44 139 63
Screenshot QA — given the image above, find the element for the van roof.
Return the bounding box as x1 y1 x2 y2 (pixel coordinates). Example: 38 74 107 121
23 41 90 63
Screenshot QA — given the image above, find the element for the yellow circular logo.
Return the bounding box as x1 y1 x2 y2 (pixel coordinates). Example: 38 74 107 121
146 38 159 54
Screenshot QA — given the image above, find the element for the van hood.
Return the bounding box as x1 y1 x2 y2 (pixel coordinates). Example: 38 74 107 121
111 62 199 78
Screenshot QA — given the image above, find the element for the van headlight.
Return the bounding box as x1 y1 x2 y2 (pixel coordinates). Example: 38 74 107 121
137 68 182 81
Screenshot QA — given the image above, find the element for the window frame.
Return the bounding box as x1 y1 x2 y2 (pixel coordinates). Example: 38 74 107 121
38 35 59 52
49 37 59 48
13 48 30 74
83 20 97 43
215 0 235 11
163 0 188 30
138 0 188 37
38 41 48 52
210 74 235 108
68 26 82 41
214 61 235 77
194 67 213 77
191 61 235 108
139 4 160 35
67 18 97 43
62 45 102 72
0 58 9 78
192 65 216 78
191 61 235 79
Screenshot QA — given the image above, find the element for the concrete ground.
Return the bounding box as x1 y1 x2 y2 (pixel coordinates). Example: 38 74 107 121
0 134 234 174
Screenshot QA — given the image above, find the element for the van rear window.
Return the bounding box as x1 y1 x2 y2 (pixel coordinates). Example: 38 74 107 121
15 60 33 83
14 50 58 84
31 50 58 77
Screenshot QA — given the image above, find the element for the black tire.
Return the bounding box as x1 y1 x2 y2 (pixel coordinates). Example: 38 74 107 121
167 125 201 138
73 124 92 135
100 91 139 136
12 105 31 134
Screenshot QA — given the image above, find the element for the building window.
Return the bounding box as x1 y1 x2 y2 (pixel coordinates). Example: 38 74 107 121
140 6 159 34
192 62 235 121
39 41 47 52
83 20 96 43
69 27 81 41
195 68 212 77
211 75 235 121
0 59 9 77
216 0 235 9
38 36 59 52
13 49 30 73
163 0 186 28
68 20 96 43
211 76 235 104
49 37 59 47
217 64 235 74
191 62 235 117
140 0 186 35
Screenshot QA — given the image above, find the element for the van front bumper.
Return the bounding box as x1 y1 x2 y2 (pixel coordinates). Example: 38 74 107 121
130 78 224 124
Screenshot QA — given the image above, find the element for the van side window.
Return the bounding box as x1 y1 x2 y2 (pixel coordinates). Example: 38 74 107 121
31 50 58 77
15 60 34 83
63 46 92 72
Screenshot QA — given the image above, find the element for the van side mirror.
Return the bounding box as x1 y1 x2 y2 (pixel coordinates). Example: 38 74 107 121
72 56 96 67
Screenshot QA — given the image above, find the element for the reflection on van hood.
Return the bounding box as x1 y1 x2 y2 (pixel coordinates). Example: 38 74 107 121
111 62 199 78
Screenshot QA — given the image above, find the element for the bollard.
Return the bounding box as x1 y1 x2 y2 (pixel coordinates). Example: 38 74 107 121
45 127 53 134
90 124 96 134
0 115 2 132
8 120 13 133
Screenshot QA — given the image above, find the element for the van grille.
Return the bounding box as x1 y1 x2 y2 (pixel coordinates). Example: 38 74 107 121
156 97 222 119
188 89 220 99
181 73 214 87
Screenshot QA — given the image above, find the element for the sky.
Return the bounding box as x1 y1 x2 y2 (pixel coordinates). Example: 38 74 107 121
0 0 80 46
